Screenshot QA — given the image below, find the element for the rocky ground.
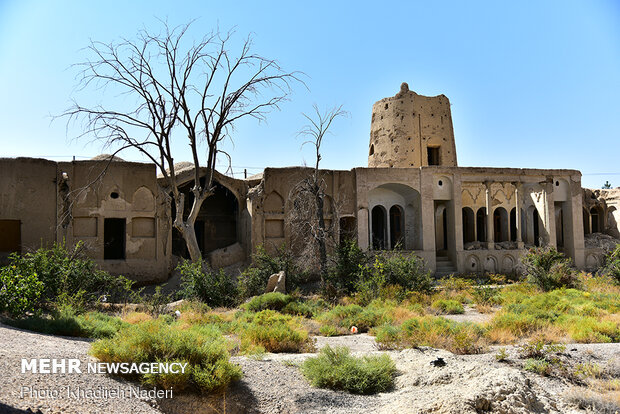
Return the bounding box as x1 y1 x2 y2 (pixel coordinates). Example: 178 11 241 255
1 322 618 414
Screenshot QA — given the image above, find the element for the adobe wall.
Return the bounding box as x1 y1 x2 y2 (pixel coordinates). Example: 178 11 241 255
0 158 58 260
249 167 356 256
59 160 171 282
368 83 457 168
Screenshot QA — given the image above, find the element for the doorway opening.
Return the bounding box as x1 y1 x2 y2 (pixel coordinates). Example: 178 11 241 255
104 218 126 260
371 206 387 250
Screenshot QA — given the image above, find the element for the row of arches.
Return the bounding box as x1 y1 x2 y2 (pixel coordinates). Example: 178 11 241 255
369 183 423 251
462 206 541 246
371 205 405 249
583 206 617 235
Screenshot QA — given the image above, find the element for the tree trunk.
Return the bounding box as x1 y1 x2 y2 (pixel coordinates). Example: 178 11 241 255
314 183 328 281
173 193 205 264
182 223 203 263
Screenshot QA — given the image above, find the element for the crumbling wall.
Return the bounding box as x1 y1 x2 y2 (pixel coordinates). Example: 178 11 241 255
60 159 171 282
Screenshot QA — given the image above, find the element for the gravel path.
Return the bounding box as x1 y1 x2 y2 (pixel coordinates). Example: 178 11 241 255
0 323 162 414
2 322 619 414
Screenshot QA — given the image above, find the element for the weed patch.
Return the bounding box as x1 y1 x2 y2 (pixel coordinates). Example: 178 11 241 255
301 345 395 394
91 319 241 393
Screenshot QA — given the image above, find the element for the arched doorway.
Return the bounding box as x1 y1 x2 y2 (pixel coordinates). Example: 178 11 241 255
389 205 404 249
591 207 600 233
510 208 517 242
371 206 387 250
462 207 475 244
493 207 509 242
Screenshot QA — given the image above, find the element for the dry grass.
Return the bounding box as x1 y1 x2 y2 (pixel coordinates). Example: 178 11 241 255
565 388 620 414
389 306 423 324
474 304 496 314
122 311 152 324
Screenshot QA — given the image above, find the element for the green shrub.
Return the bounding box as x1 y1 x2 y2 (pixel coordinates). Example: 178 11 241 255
237 245 305 299
243 292 293 312
91 319 242 393
472 286 503 306
5 308 126 338
0 265 44 316
487 287 620 342
355 251 433 304
317 303 388 333
521 247 579 291
236 310 310 353
281 301 314 318
431 299 465 314
523 358 552 376
1 242 136 313
178 260 238 307
599 244 620 284
301 345 395 394
518 339 565 359
373 316 486 354
142 285 172 317
324 240 368 297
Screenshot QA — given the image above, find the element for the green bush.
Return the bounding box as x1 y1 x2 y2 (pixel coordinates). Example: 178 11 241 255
235 310 310 353
599 244 620 284
178 260 238 307
91 319 242 393
317 303 388 333
301 345 395 394
1 242 135 314
373 316 486 354
523 358 552 376
237 245 305 299
431 299 465 314
243 292 293 312
0 265 44 316
324 240 368 297
355 251 433 304
5 307 126 338
281 300 315 318
521 247 579 291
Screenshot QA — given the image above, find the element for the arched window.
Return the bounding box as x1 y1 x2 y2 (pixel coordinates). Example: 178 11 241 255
371 206 387 250
493 207 509 242
462 207 475 244
389 205 404 249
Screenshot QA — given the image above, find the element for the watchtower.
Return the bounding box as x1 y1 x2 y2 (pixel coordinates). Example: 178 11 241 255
368 83 458 168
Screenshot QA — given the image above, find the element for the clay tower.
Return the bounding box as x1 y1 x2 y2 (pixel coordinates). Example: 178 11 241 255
368 82 458 168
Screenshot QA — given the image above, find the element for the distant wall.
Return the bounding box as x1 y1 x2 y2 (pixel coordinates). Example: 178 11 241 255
0 158 58 261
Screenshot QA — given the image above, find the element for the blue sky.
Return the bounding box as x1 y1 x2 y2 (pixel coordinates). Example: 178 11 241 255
0 0 618 188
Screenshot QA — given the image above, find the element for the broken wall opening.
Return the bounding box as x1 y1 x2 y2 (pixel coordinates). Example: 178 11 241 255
339 216 357 242
172 180 239 259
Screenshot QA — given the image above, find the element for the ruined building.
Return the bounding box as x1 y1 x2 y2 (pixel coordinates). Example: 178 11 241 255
1 83 619 282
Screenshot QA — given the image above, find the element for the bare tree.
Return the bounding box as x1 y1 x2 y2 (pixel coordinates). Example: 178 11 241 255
64 21 300 263
289 105 346 280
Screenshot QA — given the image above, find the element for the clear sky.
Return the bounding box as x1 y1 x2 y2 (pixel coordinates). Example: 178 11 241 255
1 0 619 188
